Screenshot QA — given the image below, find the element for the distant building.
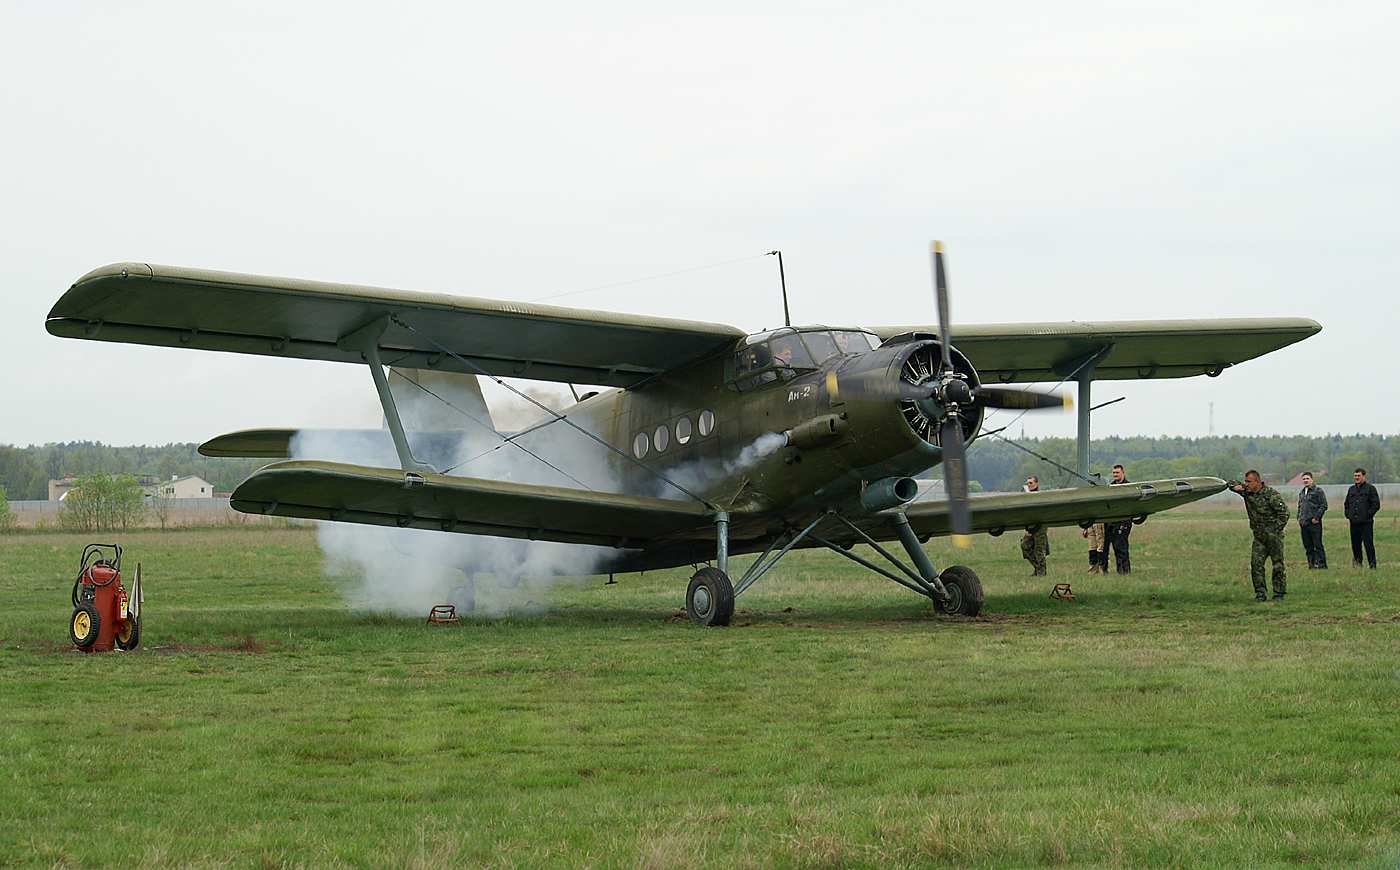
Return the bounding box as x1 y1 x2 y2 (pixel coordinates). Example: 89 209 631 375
1286 470 1325 486
48 476 77 501
147 475 217 500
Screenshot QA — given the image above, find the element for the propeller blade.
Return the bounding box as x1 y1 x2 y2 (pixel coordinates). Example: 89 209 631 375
930 241 954 374
940 415 972 537
976 387 1071 411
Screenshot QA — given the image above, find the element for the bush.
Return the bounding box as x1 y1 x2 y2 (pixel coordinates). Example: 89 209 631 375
58 473 146 532
0 484 14 530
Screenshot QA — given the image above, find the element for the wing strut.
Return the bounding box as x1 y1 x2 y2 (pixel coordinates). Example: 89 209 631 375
1070 345 1114 484
337 315 436 474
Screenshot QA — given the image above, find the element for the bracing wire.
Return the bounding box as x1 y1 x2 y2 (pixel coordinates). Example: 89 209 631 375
389 316 719 510
385 369 594 491
974 348 1109 487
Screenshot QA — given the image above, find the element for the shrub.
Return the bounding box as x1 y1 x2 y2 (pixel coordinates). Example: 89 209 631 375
0 484 14 530
58 473 146 532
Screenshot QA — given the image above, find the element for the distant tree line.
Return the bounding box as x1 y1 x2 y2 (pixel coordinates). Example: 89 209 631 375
0 434 1394 502
929 433 1396 491
0 442 268 501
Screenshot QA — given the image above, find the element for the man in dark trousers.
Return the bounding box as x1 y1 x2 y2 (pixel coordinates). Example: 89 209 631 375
1344 467 1381 569
1229 470 1290 601
1104 464 1133 574
1296 471 1328 569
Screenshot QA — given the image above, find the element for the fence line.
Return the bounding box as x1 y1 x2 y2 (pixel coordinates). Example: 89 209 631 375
6 497 306 529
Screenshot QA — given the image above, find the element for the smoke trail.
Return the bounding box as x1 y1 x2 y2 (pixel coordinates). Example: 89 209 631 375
656 431 788 498
291 375 619 617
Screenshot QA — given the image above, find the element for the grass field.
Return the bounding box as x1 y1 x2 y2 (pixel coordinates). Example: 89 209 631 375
2 510 1398 867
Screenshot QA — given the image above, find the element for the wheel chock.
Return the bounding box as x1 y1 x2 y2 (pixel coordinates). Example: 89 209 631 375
426 604 460 625
1049 583 1076 601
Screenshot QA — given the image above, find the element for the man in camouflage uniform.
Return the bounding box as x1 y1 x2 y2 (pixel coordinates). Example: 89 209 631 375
1020 475 1050 575
1229 470 1290 601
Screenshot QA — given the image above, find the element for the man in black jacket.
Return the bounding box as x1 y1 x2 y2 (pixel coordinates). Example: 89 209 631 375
1343 467 1381 569
1104 464 1133 574
1296 471 1328 569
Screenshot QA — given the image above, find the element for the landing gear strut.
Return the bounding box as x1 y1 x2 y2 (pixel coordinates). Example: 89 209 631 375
684 509 983 625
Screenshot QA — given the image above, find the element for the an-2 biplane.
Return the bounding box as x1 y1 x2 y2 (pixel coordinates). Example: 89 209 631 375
47 245 1320 623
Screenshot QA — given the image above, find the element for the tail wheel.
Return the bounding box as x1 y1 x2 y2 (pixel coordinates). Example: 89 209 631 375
70 602 101 649
686 567 735 627
937 565 984 617
115 616 141 651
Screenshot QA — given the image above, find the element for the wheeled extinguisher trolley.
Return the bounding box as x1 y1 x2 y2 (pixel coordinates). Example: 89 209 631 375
69 543 142 653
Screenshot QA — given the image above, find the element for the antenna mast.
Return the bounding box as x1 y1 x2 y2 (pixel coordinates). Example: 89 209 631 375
767 250 790 327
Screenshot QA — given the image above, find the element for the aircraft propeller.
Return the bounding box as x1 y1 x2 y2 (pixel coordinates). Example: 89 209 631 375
927 242 973 537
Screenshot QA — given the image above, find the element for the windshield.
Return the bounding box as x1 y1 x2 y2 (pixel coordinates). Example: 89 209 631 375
769 334 815 369
832 331 873 354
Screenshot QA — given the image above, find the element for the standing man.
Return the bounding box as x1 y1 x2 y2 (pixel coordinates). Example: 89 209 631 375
1104 464 1133 574
1082 522 1107 574
1344 467 1381 569
1229 470 1289 601
1020 475 1049 576
1296 471 1328 569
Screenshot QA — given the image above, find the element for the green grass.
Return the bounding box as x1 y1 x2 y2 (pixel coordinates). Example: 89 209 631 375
2 511 1399 867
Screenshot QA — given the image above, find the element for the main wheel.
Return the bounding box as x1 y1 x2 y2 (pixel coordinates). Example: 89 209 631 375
70 602 101 649
686 567 735 627
936 565 984 617
115 615 141 651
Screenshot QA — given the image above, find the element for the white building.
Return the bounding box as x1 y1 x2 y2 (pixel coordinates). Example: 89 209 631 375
149 475 216 499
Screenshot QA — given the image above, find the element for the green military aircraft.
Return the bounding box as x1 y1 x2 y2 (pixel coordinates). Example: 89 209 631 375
47 245 1320 624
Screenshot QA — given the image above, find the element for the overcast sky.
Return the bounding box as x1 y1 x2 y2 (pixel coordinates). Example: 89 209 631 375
2 1 1396 446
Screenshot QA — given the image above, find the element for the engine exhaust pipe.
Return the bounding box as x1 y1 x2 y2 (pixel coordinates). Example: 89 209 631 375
783 414 848 450
860 476 919 513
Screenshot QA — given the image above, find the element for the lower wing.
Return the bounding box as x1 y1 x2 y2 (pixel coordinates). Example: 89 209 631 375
232 460 712 549
894 476 1227 538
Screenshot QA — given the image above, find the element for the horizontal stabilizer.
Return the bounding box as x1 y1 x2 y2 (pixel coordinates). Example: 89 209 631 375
231 460 712 548
900 476 1227 537
199 428 490 463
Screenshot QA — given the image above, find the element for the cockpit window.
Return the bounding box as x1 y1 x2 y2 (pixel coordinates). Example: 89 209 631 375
735 343 773 375
770 334 815 369
832 331 873 354
801 331 840 363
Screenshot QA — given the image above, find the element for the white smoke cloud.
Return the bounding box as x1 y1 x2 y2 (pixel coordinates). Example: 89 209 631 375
654 431 788 498
291 373 620 618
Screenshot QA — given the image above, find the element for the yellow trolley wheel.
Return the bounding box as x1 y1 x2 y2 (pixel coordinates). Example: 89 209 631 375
115 616 141 651
70 602 100 649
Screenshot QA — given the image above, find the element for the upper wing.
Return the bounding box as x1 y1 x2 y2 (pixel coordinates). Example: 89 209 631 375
895 476 1226 537
874 318 1321 381
231 460 713 548
47 262 745 387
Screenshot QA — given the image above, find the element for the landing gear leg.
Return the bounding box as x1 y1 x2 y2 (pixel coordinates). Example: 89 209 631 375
687 511 735 626
891 513 950 603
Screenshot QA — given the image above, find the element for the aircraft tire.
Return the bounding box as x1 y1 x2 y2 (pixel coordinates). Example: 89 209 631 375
686 567 734 627
936 565 983 617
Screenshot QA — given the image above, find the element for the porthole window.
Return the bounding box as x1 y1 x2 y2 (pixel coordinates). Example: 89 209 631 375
653 424 669 452
698 409 715 437
632 432 649 459
675 416 693 445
